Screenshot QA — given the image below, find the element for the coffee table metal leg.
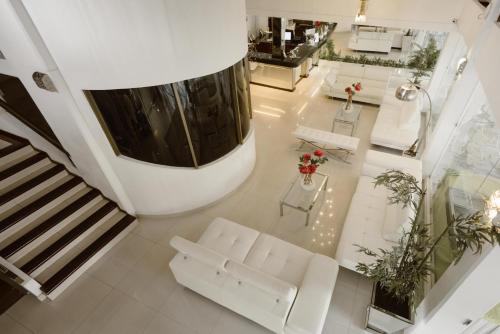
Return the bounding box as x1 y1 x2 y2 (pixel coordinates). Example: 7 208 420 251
280 202 284 216
305 211 310 226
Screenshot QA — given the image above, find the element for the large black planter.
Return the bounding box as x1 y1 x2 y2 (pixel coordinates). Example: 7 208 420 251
365 283 415 334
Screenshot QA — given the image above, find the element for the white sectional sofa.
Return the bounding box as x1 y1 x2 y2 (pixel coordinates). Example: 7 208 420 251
169 217 339 334
370 91 423 151
335 150 422 272
322 63 392 105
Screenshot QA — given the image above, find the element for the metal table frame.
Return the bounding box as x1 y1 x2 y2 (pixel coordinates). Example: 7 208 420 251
279 172 329 226
331 103 362 136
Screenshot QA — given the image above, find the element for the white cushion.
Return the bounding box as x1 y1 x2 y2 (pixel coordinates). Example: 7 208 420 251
293 126 360 152
225 260 297 303
382 204 412 243
365 150 422 181
170 236 227 269
338 63 365 77
198 217 259 262
285 255 339 334
364 67 392 81
244 234 313 286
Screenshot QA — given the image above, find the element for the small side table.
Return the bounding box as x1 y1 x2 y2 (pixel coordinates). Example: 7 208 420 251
332 103 362 136
280 172 329 226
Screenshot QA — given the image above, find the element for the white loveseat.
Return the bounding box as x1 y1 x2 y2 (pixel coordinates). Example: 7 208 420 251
322 63 392 105
169 217 339 334
335 150 422 271
370 91 423 151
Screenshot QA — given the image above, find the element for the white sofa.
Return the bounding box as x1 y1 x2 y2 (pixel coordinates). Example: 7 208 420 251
370 91 423 151
322 63 392 105
169 217 339 334
348 31 394 53
335 150 422 271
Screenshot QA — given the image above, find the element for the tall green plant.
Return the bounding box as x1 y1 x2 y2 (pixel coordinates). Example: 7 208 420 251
356 170 500 302
407 37 440 85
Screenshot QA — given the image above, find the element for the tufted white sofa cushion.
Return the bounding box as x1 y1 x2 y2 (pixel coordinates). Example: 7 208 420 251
198 217 259 262
243 234 313 287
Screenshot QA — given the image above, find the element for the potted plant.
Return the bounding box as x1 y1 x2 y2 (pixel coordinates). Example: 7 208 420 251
344 82 362 111
298 150 328 191
407 37 440 85
356 170 500 333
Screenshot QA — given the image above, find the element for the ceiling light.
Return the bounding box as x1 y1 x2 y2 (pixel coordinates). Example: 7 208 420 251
355 0 368 23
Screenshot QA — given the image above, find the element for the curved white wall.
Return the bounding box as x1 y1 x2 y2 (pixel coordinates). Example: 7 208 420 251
115 130 256 215
14 0 254 215
22 0 248 89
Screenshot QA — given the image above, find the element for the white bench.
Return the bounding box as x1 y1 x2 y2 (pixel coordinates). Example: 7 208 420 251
293 125 360 163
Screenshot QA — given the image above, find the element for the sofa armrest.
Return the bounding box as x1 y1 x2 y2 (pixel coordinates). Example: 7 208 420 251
226 260 297 303
285 255 339 334
170 236 227 269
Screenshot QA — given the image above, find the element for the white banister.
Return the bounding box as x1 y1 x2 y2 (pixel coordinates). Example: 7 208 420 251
0 257 45 301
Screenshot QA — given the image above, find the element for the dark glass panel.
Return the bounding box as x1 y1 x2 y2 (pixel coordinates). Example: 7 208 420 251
89 85 194 167
177 68 239 165
234 60 251 138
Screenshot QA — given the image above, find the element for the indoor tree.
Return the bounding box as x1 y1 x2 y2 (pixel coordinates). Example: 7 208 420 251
356 170 500 303
407 37 441 85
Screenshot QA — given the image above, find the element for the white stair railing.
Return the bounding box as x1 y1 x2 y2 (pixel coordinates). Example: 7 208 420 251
0 256 46 301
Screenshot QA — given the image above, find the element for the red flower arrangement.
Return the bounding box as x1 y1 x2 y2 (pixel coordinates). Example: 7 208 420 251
344 82 362 110
298 150 328 186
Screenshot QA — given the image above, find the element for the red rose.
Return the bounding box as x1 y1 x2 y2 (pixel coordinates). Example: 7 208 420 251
299 166 309 174
313 149 324 157
302 153 311 162
308 165 317 174
354 82 362 91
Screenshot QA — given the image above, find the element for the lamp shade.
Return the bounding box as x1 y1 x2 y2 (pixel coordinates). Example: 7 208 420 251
395 83 419 102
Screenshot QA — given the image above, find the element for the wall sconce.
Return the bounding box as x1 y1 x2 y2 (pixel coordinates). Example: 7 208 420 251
355 0 368 23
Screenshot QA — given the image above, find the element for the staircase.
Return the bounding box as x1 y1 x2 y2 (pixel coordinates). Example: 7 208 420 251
0 130 137 301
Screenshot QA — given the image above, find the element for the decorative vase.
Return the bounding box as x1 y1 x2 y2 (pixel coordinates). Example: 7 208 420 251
344 95 353 112
300 173 316 191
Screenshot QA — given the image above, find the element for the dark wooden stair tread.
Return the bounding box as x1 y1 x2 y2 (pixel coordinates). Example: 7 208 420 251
0 189 101 259
0 152 47 181
41 215 136 294
0 177 83 234
21 202 117 275
0 164 66 206
0 141 29 159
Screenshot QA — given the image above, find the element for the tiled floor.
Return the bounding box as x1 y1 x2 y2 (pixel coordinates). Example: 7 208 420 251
1 60 379 334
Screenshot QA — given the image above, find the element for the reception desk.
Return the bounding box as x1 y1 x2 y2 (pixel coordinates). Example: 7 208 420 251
248 23 336 91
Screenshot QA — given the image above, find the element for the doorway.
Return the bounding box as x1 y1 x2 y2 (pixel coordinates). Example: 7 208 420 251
0 73 65 152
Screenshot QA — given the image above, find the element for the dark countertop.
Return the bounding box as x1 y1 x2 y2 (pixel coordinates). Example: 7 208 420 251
248 23 337 68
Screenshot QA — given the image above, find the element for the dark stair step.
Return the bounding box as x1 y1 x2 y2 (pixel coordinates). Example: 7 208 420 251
0 141 29 159
0 177 83 235
21 202 117 275
0 129 29 145
41 215 136 295
0 152 47 182
0 164 66 206
0 189 101 259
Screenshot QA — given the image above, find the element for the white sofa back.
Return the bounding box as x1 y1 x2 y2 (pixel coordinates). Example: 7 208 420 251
323 63 395 105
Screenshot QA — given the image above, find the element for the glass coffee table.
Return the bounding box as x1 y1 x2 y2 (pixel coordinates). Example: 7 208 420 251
331 103 362 136
280 172 329 226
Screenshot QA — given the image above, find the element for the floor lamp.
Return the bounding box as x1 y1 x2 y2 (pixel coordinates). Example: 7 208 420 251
395 83 433 156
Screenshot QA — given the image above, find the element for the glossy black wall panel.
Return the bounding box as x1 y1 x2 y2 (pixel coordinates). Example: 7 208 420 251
87 58 251 168
90 85 194 166
177 68 239 165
